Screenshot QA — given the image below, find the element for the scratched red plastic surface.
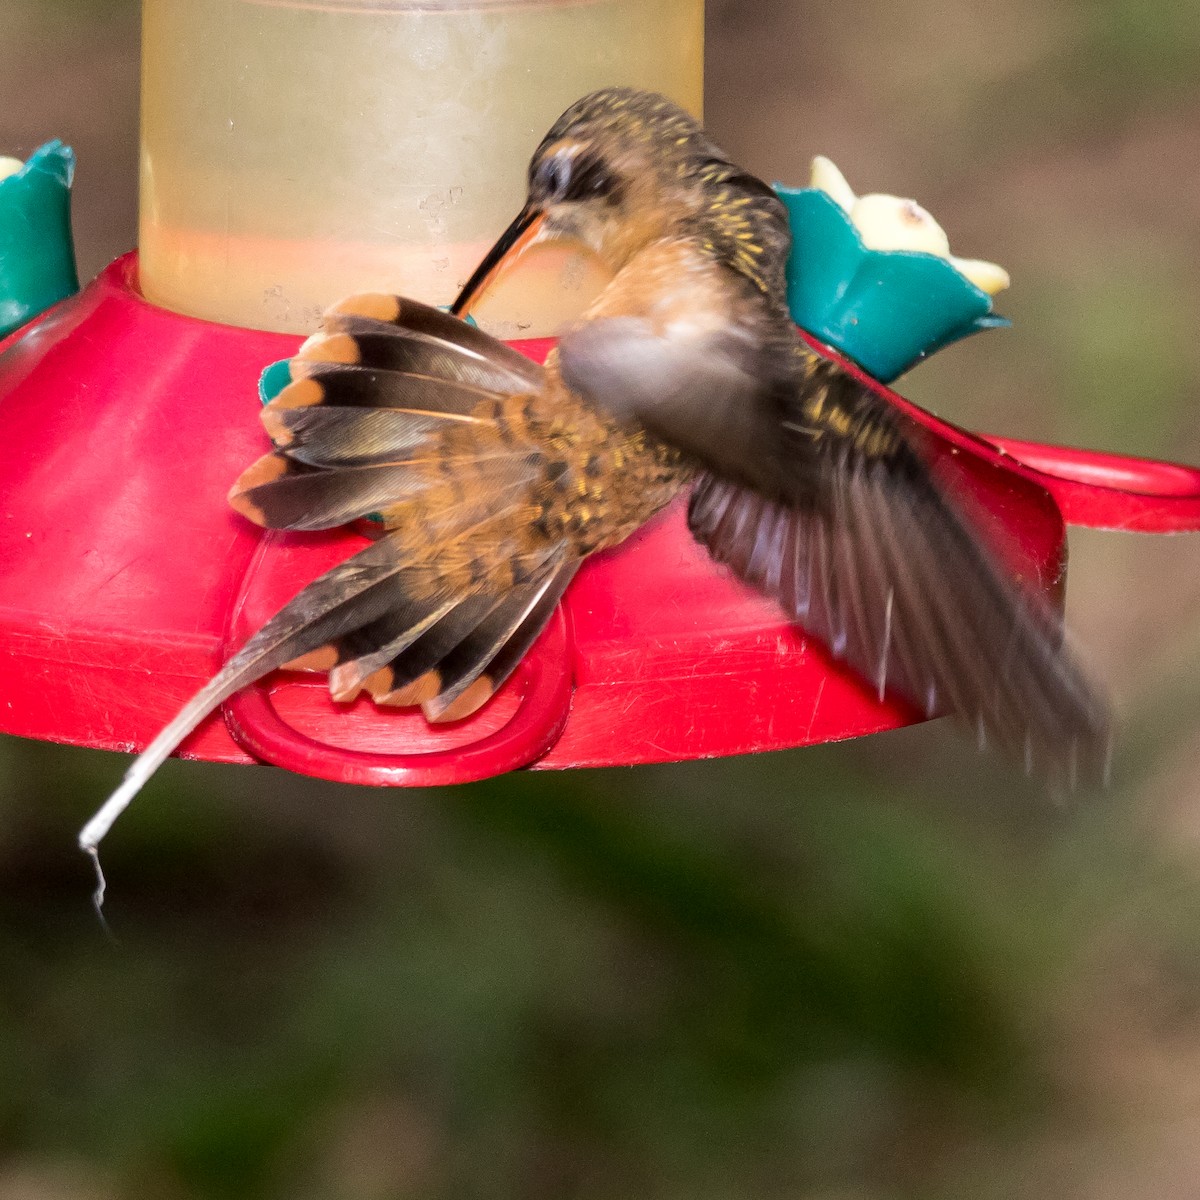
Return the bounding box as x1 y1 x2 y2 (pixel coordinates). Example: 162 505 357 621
1 255 1198 783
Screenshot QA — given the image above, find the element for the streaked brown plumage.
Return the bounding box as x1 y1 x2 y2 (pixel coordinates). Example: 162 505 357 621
82 88 1111 875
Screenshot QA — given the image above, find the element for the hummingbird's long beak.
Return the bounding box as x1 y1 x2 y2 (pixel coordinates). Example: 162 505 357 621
451 203 547 318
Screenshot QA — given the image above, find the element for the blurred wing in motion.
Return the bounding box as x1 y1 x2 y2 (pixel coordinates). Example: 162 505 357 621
560 309 1112 787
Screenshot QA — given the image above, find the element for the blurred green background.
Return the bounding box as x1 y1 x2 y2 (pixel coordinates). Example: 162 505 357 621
4 1 1200 1197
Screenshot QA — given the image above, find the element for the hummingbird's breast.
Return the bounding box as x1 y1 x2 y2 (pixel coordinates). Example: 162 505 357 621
374 373 688 599
508 368 691 559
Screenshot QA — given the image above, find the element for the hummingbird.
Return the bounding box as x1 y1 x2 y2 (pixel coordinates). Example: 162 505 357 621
81 88 1110 874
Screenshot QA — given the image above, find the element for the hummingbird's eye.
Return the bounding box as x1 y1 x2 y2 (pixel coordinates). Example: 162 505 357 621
535 152 574 200
533 148 621 204
565 154 621 203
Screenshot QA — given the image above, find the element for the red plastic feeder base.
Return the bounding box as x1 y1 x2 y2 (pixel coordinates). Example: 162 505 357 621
2 256 1199 786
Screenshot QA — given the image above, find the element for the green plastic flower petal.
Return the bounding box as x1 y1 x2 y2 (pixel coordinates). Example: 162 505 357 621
0 141 80 338
776 186 1009 383
258 358 293 406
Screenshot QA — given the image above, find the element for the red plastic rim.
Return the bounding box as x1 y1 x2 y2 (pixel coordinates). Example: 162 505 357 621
2 256 1200 784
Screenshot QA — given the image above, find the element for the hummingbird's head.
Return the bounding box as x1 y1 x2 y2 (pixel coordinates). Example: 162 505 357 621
452 88 791 317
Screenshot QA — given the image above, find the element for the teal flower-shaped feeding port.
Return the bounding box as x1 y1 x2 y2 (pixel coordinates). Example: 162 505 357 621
0 141 80 339
777 185 1009 384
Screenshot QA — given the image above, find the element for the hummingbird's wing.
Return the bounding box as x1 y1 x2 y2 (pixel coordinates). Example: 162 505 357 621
229 295 577 721
230 300 542 532
558 313 1111 787
82 297 576 864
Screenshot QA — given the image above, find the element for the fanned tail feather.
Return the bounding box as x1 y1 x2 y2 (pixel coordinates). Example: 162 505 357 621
353 559 578 720
422 562 577 721
79 532 431 856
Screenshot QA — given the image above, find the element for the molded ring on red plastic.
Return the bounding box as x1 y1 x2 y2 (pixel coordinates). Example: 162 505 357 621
221 530 575 787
